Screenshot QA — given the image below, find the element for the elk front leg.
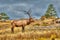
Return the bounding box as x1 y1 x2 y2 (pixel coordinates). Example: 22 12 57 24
22 25 25 32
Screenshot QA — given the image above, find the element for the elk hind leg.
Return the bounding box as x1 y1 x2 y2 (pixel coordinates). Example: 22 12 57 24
11 27 14 33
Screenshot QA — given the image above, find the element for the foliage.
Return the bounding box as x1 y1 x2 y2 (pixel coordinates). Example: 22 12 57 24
42 22 48 26
38 37 46 40
34 23 40 26
45 4 58 18
0 12 9 20
50 34 56 40
41 16 46 20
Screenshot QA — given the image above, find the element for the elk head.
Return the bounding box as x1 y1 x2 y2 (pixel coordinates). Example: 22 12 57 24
29 17 34 22
23 8 35 24
25 9 34 22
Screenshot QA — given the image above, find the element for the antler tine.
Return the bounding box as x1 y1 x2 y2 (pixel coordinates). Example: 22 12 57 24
22 10 27 13
27 8 32 17
22 10 31 18
28 8 31 13
21 8 32 18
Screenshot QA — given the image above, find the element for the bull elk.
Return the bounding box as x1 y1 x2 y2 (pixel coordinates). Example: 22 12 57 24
11 9 34 33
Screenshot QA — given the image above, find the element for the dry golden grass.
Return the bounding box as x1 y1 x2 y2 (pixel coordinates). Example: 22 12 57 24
0 20 60 40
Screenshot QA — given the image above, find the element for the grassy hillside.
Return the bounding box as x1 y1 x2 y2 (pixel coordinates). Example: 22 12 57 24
0 19 60 40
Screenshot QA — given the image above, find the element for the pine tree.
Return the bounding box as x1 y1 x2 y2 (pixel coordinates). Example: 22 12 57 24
0 12 9 20
45 4 58 18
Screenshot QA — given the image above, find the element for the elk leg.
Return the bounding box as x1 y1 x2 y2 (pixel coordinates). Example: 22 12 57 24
11 27 14 33
22 25 25 32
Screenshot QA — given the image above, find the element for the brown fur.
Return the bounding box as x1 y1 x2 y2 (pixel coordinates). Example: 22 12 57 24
11 18 34 33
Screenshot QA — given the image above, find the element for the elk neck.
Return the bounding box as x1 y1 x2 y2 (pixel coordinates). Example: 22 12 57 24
27 18 32 25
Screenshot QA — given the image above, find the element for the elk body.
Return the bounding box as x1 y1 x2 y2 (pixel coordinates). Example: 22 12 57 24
11 18 34 32
11 9 34 33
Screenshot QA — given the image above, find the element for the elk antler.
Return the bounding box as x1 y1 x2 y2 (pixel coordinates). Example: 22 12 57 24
22 8 32 18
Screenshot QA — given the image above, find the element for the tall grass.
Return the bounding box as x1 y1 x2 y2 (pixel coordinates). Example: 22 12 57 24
0 20 60 40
